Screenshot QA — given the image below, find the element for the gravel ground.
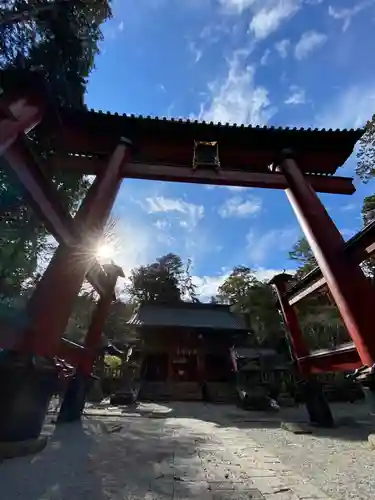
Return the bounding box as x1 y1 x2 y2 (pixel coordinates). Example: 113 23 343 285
0 401 373 499
239 403 375 500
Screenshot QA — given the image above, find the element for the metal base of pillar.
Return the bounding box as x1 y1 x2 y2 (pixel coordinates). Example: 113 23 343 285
303 379 334 428
57 373 93 423
0 352 58 442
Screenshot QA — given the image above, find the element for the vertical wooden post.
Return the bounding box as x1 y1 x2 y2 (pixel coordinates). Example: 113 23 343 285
21 142 129 357
278 152 375 367
271 274 310 375
271 272 333 427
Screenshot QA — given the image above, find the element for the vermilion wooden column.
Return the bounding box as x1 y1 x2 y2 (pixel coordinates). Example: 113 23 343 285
80 293 116 376
271 274 310 375
279 152 375 367
21 142 129 357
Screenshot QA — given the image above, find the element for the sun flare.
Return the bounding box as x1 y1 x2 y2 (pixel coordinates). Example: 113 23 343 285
96 243 114 260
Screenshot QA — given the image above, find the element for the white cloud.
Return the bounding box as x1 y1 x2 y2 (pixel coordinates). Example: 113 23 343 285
200 51 276 125
218 1 301 39
315 83 375 129
218 0 258 14
260 48 271 66
218 195 262 218
247 227 299 264
192 266 297 300
284 85 306 105
328 1 374 32
294 30 327 60
206 185 250 192
249 0 301 40
118 21 124 32
254 267 296 282
193 273 229 300
341 203 357 212
188 41 203 63
142 196 204 231
154 219 170 230
275 38 290 58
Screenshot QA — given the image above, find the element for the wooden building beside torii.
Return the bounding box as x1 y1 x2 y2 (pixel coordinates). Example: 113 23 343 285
1 68 375 438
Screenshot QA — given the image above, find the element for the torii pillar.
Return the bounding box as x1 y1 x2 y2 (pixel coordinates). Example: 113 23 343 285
271 273 334 427
272 150 375 421
0 90 129 440
276 151 375 366
58 264 124 423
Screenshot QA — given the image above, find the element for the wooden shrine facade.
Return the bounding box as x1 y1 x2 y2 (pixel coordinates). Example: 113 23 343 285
128 302 248 385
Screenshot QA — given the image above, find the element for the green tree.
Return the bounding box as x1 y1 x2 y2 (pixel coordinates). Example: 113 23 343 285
217 266 283 345
288 237 317 279
103 300 138 345
126 253 197 305
362 194 375 225
287 238 349 351
360 194 375 278
0 0 111 297
356 115 375 182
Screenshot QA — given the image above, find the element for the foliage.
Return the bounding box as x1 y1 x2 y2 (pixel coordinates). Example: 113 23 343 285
288 237 349 350
104 354 122 370
103 300 138 345
361 194 375 277
356 115 375 183
362 194 375 225
0 0 111 296
288 237 317 279
1 1 111 106
217 266 283 346
126 253 198 304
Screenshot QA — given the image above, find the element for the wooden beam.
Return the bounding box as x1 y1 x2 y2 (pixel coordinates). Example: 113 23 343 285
285 220 375 306
298 343 362 373
289 277 326 306
48 156 356 195
58 338 85 367
2 140 113 296
3 140 75 245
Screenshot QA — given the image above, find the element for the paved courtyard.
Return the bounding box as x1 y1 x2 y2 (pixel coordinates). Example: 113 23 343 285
1 402 374 499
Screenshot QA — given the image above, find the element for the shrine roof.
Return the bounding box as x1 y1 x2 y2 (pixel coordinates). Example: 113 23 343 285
127 302 248 331
2 69 364 180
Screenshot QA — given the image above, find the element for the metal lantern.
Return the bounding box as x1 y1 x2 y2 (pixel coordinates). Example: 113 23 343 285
193 141 220 171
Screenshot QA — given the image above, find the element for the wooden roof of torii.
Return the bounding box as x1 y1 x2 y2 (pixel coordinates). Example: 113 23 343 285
1 70 364 194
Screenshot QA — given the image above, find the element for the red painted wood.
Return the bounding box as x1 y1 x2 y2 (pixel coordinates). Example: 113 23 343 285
58 338 85 367
272 275 310 375
19 145 128 357
48 156 356 195
298 343 362 373
0 94 42 155
282 157 375 367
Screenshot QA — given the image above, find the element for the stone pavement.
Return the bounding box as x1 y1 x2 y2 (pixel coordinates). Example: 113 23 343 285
0 402 335 500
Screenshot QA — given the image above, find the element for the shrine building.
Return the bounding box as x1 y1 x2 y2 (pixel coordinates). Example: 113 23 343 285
127 301 249 402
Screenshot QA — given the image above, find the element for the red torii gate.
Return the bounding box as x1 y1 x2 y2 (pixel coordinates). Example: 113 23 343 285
1 69 375 441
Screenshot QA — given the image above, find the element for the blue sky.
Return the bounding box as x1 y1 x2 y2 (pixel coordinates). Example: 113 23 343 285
85 0 375 299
